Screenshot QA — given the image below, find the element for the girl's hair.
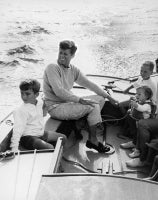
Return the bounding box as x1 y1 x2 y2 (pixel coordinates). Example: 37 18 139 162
59 40 77 55
142 61 154 72
137 85 153 100
19 79 40 93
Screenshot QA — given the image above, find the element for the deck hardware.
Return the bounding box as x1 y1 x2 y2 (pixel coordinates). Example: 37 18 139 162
0 111 13 125
101 159 107 174
101 159 110 174
0 151 15 161
6 120 14 126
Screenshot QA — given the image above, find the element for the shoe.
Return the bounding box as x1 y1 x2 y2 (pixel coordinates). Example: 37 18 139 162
132 147 136 151
120 141 135 149
86 140 110 153
129 149 140 158
126 158 144 167
98 142 110 153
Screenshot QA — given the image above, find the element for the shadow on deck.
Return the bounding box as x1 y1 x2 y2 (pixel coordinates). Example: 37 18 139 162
61 124 151 179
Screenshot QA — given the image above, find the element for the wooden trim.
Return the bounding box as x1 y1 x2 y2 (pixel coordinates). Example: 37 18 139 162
48 137 63 174
41 173 158 185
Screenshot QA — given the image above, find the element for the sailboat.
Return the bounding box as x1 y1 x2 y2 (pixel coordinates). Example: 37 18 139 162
0 74 158 200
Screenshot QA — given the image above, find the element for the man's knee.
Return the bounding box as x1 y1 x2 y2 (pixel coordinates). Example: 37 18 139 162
33 138 54 149
97 96 105 109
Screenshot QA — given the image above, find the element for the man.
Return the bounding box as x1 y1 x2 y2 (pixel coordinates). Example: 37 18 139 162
43 40 118 153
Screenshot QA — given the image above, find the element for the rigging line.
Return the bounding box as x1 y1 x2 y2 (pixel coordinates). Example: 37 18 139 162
62 156 98 173
86 74 137 82
107 72 158 84
26 149 37 200
13 151 20 200
150 169 158 181
101 113 128 123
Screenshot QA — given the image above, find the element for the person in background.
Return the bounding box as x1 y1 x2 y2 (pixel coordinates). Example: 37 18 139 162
126 117 158 167
141 139 158 181
123 61 157 100
120 86 156 154
10 79 66 152
146 155 158 181
119 61 157 116
43 40 118 153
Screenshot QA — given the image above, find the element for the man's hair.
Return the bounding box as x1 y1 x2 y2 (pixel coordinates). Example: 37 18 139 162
59 40 77 55
137 85 153 100
19 79 40 93
142 61 154 72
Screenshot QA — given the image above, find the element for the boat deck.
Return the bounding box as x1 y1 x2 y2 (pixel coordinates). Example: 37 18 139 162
35 124 156 200
61 123 151 179
0 74 157 199
0 138 63 200
52 74 154 179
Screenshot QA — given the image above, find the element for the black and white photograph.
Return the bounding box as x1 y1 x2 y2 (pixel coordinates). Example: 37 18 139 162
0 0 158 199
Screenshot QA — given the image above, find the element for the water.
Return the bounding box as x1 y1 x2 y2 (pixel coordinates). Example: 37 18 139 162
0 0 158 120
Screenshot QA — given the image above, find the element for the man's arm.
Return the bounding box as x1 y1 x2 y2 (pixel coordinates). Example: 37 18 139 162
76 73 118 105
123 77 143 94
131 101 151 112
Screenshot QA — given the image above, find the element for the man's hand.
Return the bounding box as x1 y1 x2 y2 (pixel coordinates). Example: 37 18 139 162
107 96 119 106
79 98 98 107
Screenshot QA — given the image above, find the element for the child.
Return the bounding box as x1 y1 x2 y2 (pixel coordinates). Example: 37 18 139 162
119 61 157 115
120 86 156 155
10 79 66 152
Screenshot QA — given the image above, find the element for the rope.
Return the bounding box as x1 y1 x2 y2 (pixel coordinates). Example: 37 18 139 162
62 156 97 173
101 113 128 124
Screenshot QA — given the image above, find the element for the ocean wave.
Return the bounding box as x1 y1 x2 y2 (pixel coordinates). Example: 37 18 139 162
18 26 51 35
7 45 35 55
0 60 20 66
18 57 43 63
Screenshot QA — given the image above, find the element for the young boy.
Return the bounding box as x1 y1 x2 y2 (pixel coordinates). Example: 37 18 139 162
120 86 156 156
10 79 66 152
123 61 157 104
119 61 157 134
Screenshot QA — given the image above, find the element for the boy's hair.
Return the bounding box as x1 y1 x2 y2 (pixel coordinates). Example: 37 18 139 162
19 79 40 93
59 40 77 55
137 85 153 100
142 61 154 72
